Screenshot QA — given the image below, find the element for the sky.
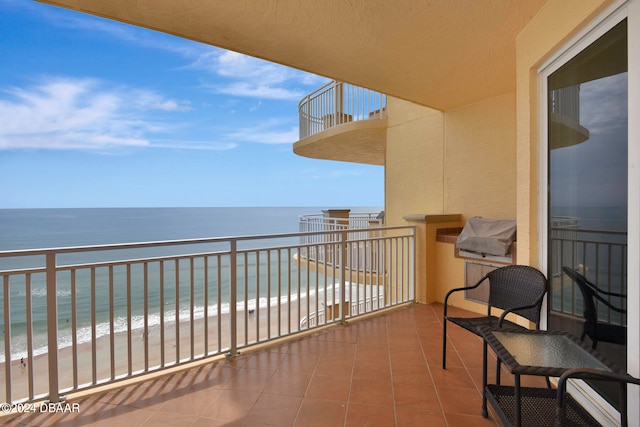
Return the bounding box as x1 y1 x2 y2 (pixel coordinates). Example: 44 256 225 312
550 73 628 210
0 1 384 209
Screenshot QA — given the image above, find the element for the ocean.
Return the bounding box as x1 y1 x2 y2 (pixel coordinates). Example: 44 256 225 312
0 207 381 362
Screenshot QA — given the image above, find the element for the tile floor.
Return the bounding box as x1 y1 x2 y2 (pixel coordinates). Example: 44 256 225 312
4 303 548 426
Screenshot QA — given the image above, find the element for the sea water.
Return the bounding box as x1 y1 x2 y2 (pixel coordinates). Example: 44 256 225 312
0 207 381 362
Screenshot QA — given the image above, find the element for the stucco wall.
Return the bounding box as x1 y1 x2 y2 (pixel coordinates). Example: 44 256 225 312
385 93 517 227
385 93 518 306
444 93 517 220
384 97 444 227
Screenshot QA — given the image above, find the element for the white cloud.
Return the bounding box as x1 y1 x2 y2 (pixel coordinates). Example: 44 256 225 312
225 119 299 144
193 50 328 100
151 140 237 151
0 77 197 151
26 2 328 102
580 73 627 136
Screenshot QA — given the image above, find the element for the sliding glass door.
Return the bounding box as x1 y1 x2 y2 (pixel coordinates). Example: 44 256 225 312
547 19 628 407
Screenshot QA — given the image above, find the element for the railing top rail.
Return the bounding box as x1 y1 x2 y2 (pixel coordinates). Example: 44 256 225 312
0 225 415 258
297 80 336 109
550 227 627 237
299 212 380 219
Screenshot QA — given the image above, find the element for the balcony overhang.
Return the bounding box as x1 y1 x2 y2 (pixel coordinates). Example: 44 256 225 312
549 112 590 149
37 0 548 111
293 119 386 166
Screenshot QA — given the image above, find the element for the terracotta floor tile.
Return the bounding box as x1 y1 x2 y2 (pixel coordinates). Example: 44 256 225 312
242 351 285 373
395 408 447 427
393 382 441 412
389 348 426 367
199 389 261 420
354 343 388 360
320 341 357 360
305 374 351 401
430 365 476 389
437 386 484 416
285 338 326 356
315 357 354 377
349 378 393 406
242 393 302 426
192 418 243 427
352 357 391 380
224 366 273 392
140 411 197 427
345 402 395 427
391 362 432 385
263 369 312 397
294 398 347 427
277 352 319 374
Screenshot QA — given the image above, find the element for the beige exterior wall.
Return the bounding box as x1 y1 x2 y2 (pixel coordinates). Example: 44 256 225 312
387 0 615 308
384 98 444 227
444 93 517 220
385 93 517 228
385 92 518 304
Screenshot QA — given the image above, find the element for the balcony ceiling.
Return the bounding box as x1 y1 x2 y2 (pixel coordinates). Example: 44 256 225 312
38 0 549 111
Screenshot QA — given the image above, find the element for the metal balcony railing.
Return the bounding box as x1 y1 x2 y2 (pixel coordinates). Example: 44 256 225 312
0 226 414 406
550 220 627 326
298 81 386 139
550 85 581 123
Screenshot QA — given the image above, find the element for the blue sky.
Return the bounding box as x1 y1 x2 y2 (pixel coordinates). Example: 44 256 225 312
0 1 383 208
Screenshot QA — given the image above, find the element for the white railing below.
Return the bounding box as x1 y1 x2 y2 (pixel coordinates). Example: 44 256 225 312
0 226 414 407
299 212 385 272
298 81 387 139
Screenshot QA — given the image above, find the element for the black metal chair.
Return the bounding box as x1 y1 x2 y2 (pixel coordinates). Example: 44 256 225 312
562 266 626 349
442 265 548 369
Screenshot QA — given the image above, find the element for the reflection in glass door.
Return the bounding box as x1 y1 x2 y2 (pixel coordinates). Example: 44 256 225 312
547 19 627 407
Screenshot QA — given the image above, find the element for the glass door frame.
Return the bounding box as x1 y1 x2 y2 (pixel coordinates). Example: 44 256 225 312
538 0 639 423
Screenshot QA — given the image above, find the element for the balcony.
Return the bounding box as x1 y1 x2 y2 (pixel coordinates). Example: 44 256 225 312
294 81 387 166
549 86 590 149
0 224 414 412
3 302 544 426
1 213 624 425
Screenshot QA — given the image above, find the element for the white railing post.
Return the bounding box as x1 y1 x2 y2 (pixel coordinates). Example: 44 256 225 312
45 252 60 403
229 240 238 357
3 275 12 403
339 230 348 322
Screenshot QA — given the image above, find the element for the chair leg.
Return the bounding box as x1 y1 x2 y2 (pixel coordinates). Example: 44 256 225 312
442 318 448 369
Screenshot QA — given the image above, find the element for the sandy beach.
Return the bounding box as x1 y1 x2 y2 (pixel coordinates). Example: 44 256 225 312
0 294 332 405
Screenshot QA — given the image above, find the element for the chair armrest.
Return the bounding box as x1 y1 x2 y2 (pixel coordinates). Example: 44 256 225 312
444 276 487 301
497 297 545 327
443 276 488 315
592 292 627 313
584 277 626 299
556 368 640 426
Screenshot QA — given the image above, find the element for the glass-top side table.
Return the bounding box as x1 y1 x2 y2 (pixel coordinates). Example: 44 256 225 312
479 327 624 427
489 330 612 375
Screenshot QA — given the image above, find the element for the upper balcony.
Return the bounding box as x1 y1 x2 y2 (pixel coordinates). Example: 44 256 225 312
293 81 387 166
549 86 590 149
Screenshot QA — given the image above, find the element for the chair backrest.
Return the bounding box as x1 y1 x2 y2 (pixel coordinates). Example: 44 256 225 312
486 265 548 325
562 267 598 328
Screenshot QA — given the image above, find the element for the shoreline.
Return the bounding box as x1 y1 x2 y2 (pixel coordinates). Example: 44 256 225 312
0 295 322 403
